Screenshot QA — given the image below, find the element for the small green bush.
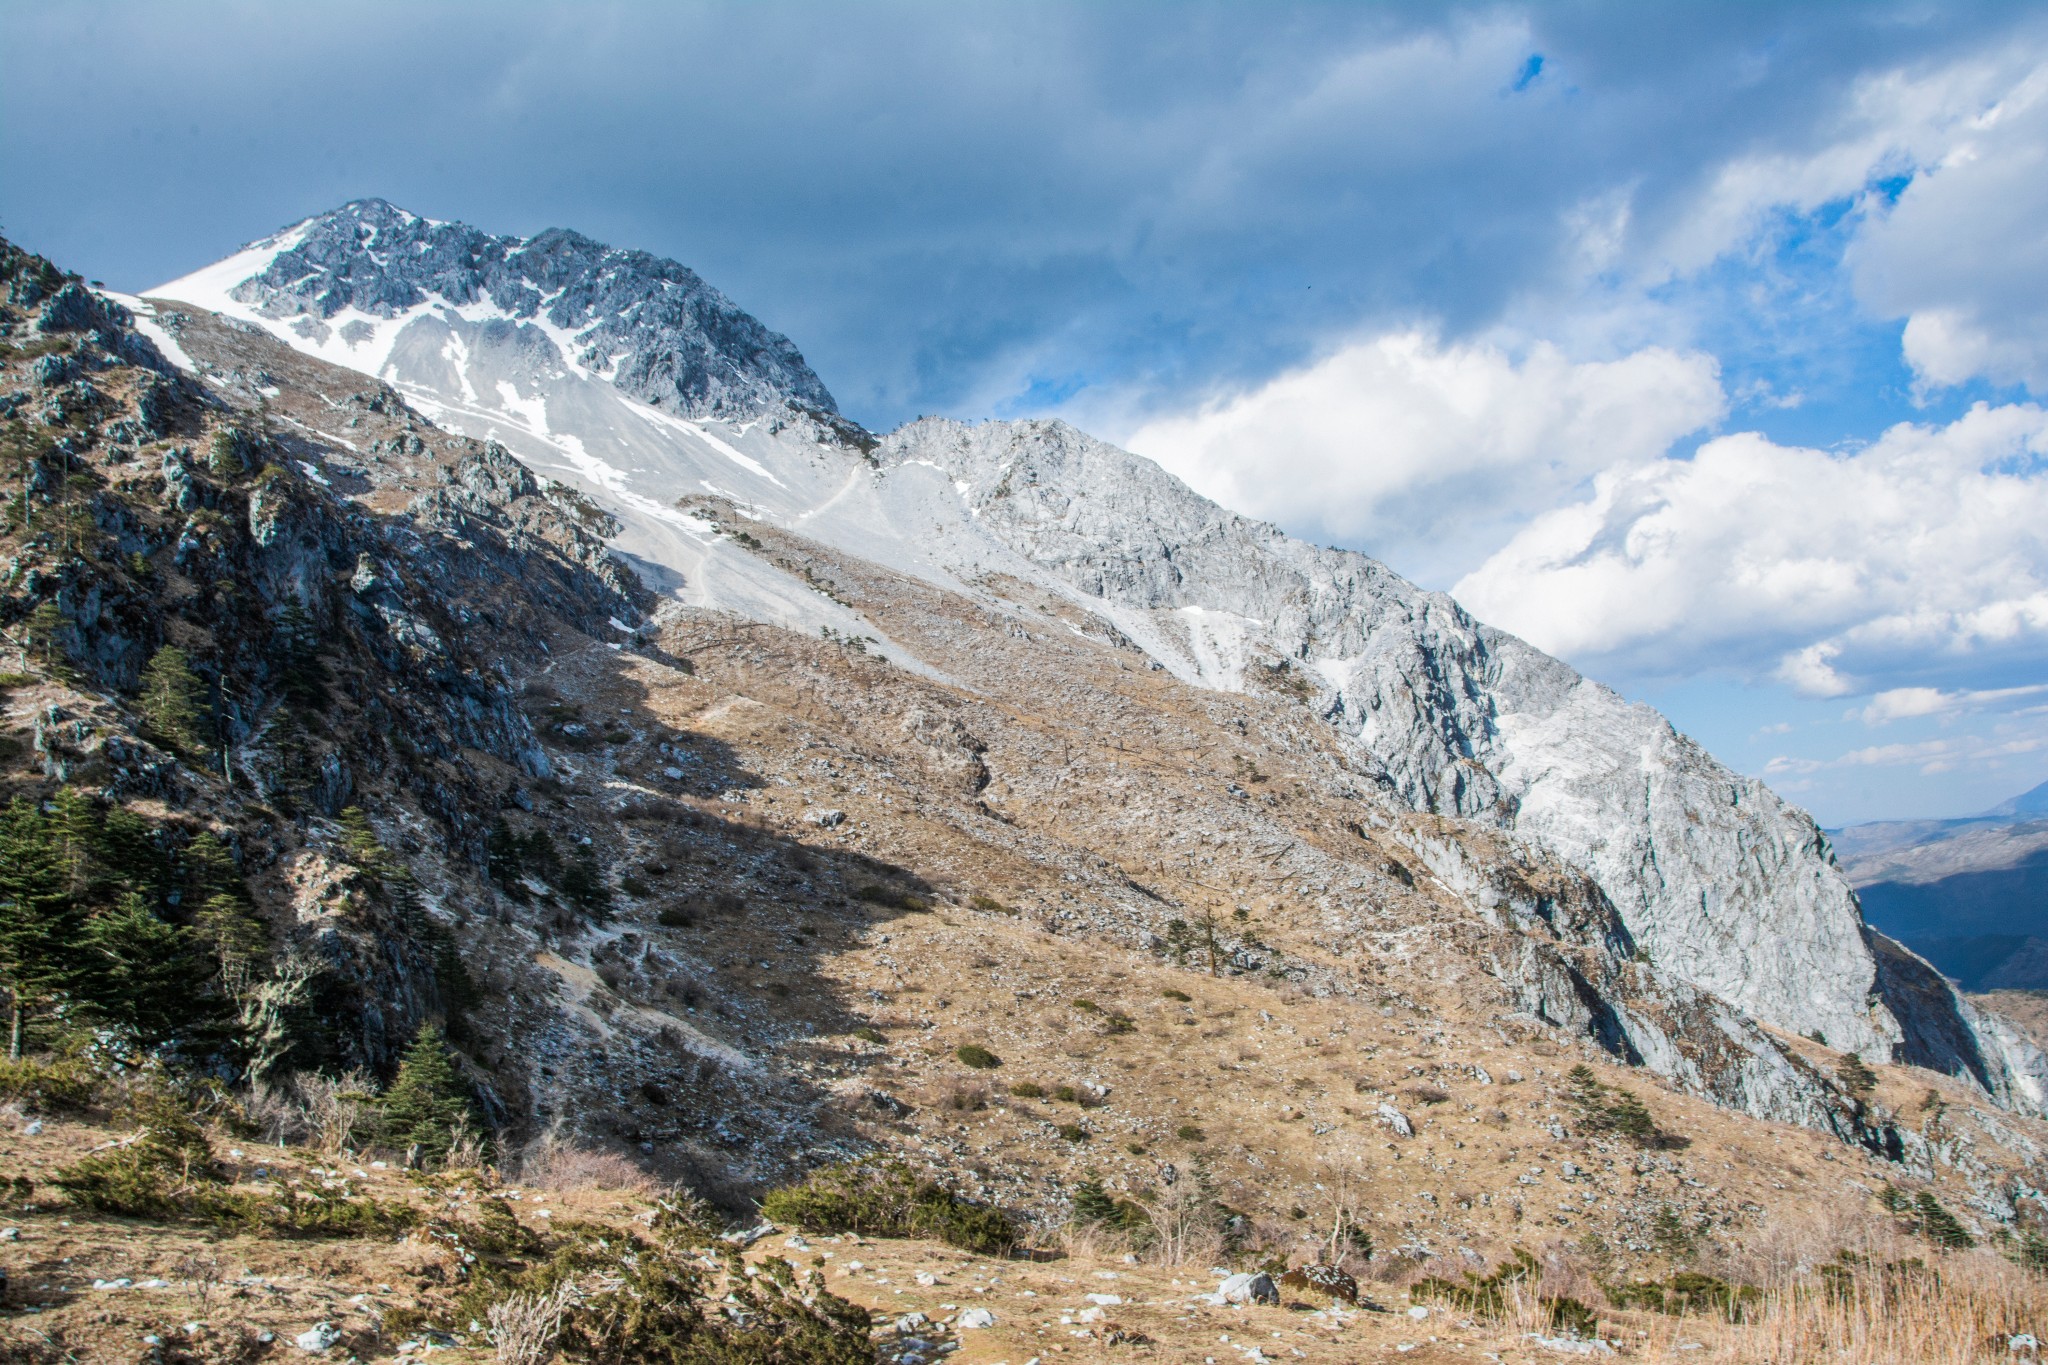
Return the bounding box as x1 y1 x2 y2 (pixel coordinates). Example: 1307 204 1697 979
1567 1064 1667 1146
854 884 930 913
1071 1176 1149 1236
760 1158 1018 1255
853 1027 886 1045
1415 1248 1594 1335
955 1044 1001 1070
1053 1084 1080 1103
1072 999 1100 1014
1007 1081 1045 1099
1176 1123 1206 1142
1056 1123 1088 1143
969 894 1014 914
1161 988 1192 1002
0 1056 100 1112
1607 1271 1760 1319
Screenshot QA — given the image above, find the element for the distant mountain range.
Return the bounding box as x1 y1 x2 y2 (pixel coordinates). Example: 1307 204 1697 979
1834 780 2048 990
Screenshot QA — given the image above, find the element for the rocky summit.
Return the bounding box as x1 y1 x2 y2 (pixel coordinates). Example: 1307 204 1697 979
2 209 2046 1361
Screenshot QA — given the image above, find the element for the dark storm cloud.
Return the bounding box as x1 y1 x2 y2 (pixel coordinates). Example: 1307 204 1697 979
2 1 2038 429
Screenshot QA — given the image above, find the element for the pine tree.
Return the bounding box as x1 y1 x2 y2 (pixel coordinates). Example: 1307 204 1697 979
273 600 328 709
138 645 208 757
0 799 86 1058
79 891 220 1046
184 832 268 1000
23 599 70 678
377 1022 481 1166
1838 1053 1878 1097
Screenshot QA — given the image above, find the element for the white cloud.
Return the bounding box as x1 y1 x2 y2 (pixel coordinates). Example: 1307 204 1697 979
1120 330 1724 581
1856 683 2048 725
1849 64 2048 391
1452 402 2048 689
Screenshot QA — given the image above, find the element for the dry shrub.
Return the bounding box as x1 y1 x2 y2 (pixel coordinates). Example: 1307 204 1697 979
1129 1181 1226 1268
1056 1215 1137 1261
247 1069 379 1152
515 1127 661 1196
488 1281 576 1365
934 1080 991 1113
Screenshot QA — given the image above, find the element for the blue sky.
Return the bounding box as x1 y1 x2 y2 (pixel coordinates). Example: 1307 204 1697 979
7 1 2048 824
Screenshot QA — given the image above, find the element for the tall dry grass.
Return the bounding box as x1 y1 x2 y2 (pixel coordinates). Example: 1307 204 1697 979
1409 1209 2044 1364
1632 1252 2039 1364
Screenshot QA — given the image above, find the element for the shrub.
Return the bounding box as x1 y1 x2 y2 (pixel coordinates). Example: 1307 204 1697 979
440 1203 872 1361
1606 1271 1760 1319
0 1055 100 1112
955 1044 1001 1070
1176 1124 1206 1142
855 884 929 913
1567 1063 1667 1146
1161 988 1192 1002
1838 1053 1879 1097
1071 1176 1148 1236
1053 1084 1080 1103
1056 1123 1088 1143
1414 1248 1597 1335
760 1158 1018 1255
969 894 1014 914
1072 999 1101 1014
1007 1081 1045 1099
1912 1191 1975 1250
853 1027 886 1046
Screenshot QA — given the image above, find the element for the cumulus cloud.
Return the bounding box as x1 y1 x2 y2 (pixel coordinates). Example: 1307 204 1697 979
1851 64 2048 391
1452 402 2048 690
1120 331 1723 581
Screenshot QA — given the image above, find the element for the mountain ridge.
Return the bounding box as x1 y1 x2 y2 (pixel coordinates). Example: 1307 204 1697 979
141 199 2046 1115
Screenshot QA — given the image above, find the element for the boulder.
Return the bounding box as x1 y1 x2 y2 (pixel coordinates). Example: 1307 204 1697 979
1218 1271 1280 1305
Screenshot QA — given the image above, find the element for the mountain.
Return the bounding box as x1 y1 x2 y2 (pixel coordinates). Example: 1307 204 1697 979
1835 783 2048 990
1990 778 2048 820
4 205 2045 1319
149 199 2041 1111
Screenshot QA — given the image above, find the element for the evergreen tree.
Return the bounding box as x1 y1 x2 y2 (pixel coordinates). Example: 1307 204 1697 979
561 843 612 916
138 645 208 756
184 832 268 999
338 807 399 885
377 1022 481 1166
273 600 328 709
0 799 86 1058
79 891 222 1046
22 599 71 678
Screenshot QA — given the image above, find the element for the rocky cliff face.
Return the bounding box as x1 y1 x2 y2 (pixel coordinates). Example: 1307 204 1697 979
143 202 2048 1126
875 417 2048 1111
185 198 837 421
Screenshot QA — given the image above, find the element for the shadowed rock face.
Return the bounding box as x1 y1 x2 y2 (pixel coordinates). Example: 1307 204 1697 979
225 198 838 421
